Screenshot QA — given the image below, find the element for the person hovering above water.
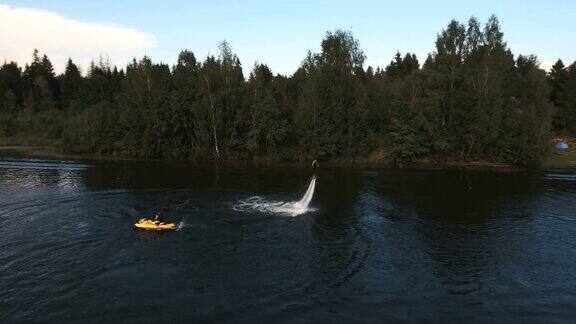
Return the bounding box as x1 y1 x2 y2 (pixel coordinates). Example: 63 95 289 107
311 160 319 182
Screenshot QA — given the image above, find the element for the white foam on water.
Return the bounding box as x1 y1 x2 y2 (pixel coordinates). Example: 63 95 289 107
233 177 317 216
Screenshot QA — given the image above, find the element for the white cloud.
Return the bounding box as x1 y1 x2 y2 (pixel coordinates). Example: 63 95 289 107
539 60 555 73
0 4 156 74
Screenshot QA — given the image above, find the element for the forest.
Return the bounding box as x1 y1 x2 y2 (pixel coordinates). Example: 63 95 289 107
0 15 575 166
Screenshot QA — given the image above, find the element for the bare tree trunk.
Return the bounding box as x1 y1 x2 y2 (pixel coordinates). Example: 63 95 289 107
145 74 152 109
253 81 258 150
204 75 220 158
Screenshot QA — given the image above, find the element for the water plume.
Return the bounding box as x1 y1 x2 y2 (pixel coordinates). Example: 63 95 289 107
233 176 317 216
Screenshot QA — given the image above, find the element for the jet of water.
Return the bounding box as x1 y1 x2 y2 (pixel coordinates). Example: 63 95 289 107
233 176 317 216
295 176 316 211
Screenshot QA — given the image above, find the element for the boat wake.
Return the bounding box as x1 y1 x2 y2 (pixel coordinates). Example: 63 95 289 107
233 177 317 216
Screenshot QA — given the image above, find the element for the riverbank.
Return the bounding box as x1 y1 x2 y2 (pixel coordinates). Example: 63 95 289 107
0 145 538 172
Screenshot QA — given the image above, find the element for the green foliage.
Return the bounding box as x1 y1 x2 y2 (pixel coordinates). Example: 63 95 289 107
371 15 552 165
293 30 372 159
385 52 419 79
0 18 558 166
245 63 288 156
548 60 576 135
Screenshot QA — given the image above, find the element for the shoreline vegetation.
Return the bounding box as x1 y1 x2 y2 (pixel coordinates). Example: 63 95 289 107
1 15 575 169
3 145 572 172
1 140 574 171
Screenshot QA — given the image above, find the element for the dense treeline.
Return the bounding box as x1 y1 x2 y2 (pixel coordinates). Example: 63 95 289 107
0 15 574 165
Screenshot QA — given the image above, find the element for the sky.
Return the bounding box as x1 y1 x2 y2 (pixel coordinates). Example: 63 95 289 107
0 0 574 75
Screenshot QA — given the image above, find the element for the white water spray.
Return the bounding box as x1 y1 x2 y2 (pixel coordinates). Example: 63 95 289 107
294 176 316 211
233 176 317 216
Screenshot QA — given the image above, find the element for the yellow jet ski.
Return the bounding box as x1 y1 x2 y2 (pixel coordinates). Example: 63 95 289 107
134 218 178 231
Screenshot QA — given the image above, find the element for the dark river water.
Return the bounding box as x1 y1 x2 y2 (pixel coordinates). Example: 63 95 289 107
1 151 576 323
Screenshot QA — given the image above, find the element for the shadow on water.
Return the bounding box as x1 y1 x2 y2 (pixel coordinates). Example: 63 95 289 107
309 169 371 292
346 169 576 321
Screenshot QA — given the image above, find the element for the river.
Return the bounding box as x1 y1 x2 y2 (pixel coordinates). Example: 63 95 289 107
1 151 576 322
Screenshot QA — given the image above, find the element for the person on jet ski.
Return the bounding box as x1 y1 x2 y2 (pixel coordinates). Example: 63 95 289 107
153 211 164 223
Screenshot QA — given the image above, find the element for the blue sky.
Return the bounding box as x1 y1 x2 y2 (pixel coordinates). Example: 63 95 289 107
1 0 574 75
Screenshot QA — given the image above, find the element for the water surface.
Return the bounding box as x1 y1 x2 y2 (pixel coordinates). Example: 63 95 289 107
1 152 576 322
